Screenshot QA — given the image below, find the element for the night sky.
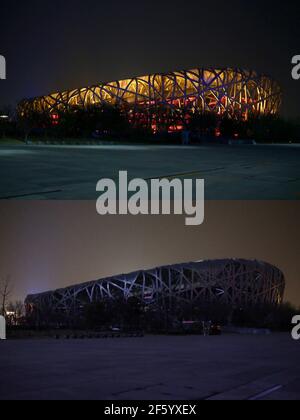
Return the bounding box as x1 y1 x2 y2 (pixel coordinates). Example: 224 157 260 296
1 0 300 117
0 201 299 306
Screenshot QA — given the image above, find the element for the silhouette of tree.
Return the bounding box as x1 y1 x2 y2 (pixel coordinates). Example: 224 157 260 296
0 276 13 316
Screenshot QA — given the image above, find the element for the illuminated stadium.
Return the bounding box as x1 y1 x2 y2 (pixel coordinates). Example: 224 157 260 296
19 68 282 132
25 259 285 320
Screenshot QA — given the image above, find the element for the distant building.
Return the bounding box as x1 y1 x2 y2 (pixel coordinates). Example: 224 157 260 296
18 68 281 132
25 259 285 321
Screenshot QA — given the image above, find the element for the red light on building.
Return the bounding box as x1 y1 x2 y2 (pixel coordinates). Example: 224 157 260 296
151 123 157 133
51 113 59 126
168 125 184 133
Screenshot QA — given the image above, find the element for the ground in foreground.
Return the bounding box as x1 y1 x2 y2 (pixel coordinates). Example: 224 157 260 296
0 333 299 400
1 144 300 199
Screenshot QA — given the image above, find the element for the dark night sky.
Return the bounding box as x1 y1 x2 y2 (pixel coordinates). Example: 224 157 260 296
0 0 300 117
0 201 299 306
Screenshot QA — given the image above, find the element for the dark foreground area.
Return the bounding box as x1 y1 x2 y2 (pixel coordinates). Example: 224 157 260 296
0 334 299 400
0 144 300 199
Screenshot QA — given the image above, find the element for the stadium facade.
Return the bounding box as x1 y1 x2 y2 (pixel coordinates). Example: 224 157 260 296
18 68 282 132
25 259 285 319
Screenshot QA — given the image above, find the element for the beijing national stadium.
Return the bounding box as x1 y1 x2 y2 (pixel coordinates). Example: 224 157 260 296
25 259 285 321
18 68 282 132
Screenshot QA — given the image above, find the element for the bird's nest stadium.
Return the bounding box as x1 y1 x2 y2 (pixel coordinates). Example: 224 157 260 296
18 68 282 132
25 259 285 319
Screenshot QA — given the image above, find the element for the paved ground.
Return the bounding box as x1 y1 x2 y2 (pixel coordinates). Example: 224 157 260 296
0 144 300 199
0 334 299 400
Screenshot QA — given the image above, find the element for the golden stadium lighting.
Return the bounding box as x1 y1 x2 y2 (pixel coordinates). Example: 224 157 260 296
18 68 282 131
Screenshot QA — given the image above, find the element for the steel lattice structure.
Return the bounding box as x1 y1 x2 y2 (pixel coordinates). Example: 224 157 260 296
25 260 285 317
19 68 281 131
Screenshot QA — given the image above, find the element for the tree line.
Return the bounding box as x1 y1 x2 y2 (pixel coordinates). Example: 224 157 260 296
25 295 300 333
1 104 300 143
